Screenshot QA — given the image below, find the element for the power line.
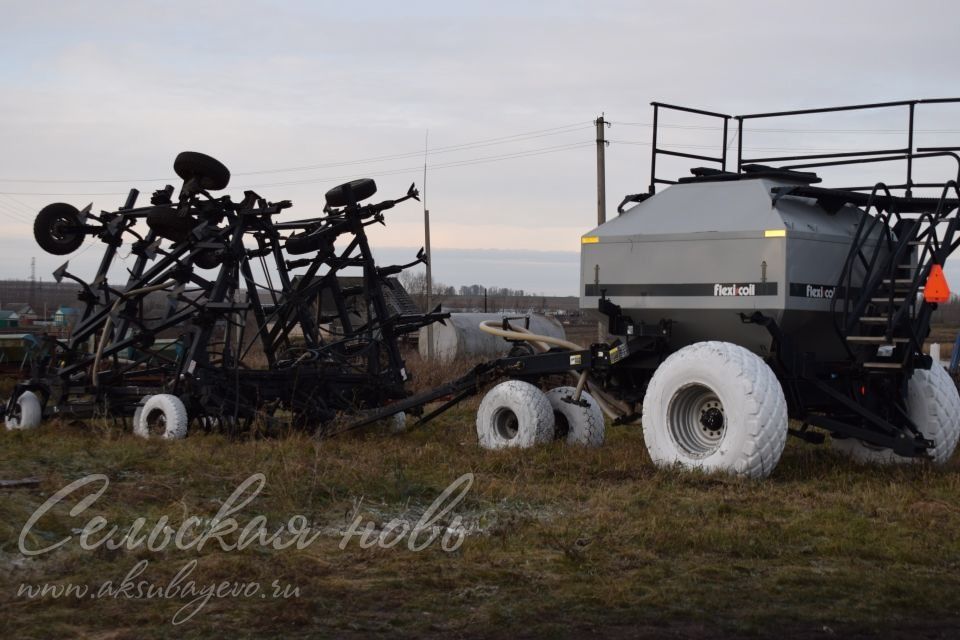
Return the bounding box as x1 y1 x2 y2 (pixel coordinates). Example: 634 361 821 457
237 142 594 189
0 201 32 224
0 194 37 215
235 123 592 177
0 140 594 197
611 121 960 134
0 122 592 185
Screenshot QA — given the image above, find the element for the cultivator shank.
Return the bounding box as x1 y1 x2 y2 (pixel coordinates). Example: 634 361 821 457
4 152 445 434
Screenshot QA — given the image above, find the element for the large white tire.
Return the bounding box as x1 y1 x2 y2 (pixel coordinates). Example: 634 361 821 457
545 386 605 447
5 391 42 430
832 364 960 465
476 380 554 449
133 394 188 440
642 341 788 478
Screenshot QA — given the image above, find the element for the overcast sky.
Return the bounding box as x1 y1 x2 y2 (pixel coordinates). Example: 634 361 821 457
2 0 960 295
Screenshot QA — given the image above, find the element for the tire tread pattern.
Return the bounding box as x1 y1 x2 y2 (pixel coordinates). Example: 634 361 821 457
545 386 605 447
476 380 554 449
642 341 788 478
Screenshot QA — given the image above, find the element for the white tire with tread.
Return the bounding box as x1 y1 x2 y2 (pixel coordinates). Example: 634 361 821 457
545 386 605 447
476 380 554 449
132 395 153 431
387 411 407 434
5 391 42 430
642 341 788 478
134 394 188 440
832 364 960 465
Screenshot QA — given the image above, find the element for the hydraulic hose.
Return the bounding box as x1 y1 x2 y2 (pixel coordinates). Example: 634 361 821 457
91 279 178 386
477 320 635 421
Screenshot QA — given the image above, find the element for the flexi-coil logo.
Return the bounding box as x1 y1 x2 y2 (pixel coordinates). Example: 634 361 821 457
805 284 835 299
713 283 756 297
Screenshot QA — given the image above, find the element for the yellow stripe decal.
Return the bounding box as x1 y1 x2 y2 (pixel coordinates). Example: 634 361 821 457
581 236 600 244
764 229 787 238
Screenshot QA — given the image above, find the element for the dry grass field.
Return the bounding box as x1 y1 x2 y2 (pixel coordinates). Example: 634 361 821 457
3 391 960 639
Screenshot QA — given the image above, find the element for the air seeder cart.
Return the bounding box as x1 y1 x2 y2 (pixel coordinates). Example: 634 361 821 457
356 99 960 478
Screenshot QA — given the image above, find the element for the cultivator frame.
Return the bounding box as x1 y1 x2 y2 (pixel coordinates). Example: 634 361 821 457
3 152 446 433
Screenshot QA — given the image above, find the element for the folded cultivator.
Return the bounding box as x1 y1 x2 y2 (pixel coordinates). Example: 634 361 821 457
3 152 446 436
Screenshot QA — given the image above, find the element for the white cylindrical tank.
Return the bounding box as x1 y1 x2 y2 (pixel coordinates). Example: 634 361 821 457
419 313 566 362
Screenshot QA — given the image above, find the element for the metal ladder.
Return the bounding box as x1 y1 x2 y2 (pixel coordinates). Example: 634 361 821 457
832 182 960 372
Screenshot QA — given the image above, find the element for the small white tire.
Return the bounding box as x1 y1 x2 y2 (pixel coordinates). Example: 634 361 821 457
642 341 788 478
132 395 153 430
5 391 42 430
476 380 554 449
133 394 188 440
387 412 406 434
832 364 960 465
545 386 605 447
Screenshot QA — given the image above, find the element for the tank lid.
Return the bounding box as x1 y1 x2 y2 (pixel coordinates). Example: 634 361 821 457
678 164 821 185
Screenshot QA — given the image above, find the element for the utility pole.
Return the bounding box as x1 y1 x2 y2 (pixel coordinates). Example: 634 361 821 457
596 114 609 225
424 208 433 351
595 115 609 342
30 256 36 310
423 130 435 360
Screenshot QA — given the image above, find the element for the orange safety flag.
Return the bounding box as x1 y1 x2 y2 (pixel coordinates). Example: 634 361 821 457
924 263 951 304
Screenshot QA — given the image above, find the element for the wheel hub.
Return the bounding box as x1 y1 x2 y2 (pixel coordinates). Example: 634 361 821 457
493 407 519 440
146 410 167 436
700 405 724 432
666 384 727 457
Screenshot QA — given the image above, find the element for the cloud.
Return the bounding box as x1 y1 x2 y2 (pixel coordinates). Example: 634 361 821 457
3 0 960 288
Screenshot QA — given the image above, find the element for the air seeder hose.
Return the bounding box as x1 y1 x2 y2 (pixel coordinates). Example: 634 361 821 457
477 320 634 421
91 279 178 386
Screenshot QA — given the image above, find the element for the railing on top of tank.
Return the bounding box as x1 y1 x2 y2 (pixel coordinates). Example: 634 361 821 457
647 98 960 197
647 102 731 194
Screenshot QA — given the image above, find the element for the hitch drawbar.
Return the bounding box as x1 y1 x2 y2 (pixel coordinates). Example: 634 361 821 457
340 340 636 435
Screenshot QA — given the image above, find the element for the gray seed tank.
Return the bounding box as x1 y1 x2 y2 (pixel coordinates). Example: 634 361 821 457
580 172 885 360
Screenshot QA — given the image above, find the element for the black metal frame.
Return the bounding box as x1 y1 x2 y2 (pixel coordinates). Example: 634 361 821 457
345 309 671 433
4 156 446 433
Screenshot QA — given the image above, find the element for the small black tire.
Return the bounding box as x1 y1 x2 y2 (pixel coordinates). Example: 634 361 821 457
173 151 231 191
325 178 377 208
285 232 322 255
285 232 334 257
146 208 193 242
34 203 85 255
193 248 221 269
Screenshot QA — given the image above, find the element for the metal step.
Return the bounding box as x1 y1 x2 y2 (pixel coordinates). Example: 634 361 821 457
863 361 903 369
859 317 890 324
846 335 910 344
871 296 906 303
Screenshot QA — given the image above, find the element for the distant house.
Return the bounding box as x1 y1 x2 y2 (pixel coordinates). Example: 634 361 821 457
2 303 36 326
0 310 19 329
53 306 80 328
